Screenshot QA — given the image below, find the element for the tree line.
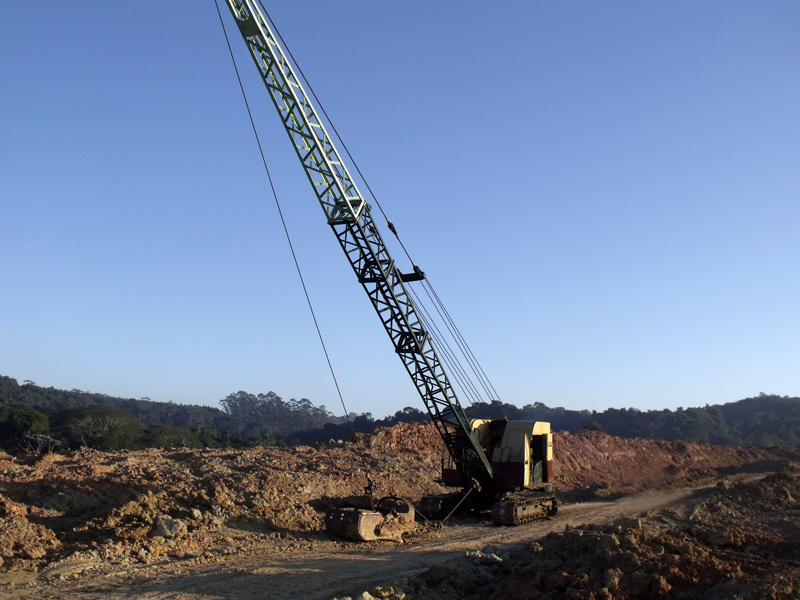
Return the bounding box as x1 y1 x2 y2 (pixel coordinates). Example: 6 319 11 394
1 375 798 452
0 376 338 452
463 392 800 448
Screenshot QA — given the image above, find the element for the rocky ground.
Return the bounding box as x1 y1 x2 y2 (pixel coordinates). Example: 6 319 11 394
350 471 800 600
0 422 798 599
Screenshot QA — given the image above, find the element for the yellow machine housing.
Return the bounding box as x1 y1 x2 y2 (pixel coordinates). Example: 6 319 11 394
441 420 553 492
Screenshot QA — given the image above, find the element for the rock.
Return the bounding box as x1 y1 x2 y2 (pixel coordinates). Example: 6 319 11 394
628 572 652 596
211 484 235 509
605 575 620 592
650 575 672 596
150 516 187 539
705 530 733 548
0 500 61 566
22 546 46 559
466 549 504 565
651 543 665 555
599 534 620 551
621 517 642 530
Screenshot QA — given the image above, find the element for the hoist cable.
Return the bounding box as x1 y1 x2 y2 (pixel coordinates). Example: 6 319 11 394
257 4 503 403
408 286 493 419
214 0 355 439
413 308 495 423
257 1 418 267
420 280 505 420
412 288 503 419
407 278 499 418
257 11 506 416
414 305 483 411
425 280 506 418
252 1 506 424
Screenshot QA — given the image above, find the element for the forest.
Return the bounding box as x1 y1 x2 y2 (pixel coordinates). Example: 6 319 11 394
1 374 798 453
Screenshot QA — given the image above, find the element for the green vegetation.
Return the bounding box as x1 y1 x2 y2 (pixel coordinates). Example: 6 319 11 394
0 375 331 452
51 405 145 451
219 391 330 442
582 420 605 433
0 404 50 443
464 393 800 447
1 374 798 452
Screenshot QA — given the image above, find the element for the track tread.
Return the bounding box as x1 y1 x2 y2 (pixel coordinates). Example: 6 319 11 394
492 495 558 526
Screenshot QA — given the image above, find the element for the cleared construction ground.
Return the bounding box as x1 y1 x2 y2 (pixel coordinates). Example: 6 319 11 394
0 422 798 599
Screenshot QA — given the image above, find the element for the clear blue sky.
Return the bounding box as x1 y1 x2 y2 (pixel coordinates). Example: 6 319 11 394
1 2 798 417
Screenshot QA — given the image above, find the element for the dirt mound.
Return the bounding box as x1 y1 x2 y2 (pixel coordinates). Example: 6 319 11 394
368 421 443 452
0 494 60 570
0 424 447 571
374 470 800 600
554 429 794 498
0 422 797 574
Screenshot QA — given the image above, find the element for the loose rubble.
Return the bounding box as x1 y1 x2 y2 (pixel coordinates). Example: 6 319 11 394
0 422 798 599
352 470 800 600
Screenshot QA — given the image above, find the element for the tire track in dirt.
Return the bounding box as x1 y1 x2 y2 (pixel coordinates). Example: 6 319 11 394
22 487 702 600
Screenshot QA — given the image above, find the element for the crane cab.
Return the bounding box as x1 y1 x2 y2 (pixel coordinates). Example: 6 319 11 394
490 421 553 490
440 419 553 493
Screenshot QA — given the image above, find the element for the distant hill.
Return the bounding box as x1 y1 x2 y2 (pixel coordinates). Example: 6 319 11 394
1 374 226 426
0 375 334 451
463 393 800 448
1 375 797 451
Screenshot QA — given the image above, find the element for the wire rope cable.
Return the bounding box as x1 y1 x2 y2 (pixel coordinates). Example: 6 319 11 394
213 0 356 438
242 1 507 425
407 286 494 420
420 281 506 420
258 0 508 422
412 287 503 421
426 280 505 406
257 4 400 233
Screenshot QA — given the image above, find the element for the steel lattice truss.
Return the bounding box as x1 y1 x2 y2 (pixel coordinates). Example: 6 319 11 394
224 0 493 481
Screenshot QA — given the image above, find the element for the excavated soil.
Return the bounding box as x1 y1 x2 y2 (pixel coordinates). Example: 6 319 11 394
366 471 800 600
0 423 797 599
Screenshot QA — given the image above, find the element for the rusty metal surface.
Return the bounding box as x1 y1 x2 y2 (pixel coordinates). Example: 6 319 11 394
324 497 416 541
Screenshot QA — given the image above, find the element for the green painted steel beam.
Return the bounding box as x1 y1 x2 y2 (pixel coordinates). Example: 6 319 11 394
223 0 494 484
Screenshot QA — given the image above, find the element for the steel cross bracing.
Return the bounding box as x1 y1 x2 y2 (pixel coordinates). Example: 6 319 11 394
223 0 493 482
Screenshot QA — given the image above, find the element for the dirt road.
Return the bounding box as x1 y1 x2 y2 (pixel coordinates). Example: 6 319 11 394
0 487 702 600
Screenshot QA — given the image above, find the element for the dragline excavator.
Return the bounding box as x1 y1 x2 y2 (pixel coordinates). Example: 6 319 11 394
221 0 557 539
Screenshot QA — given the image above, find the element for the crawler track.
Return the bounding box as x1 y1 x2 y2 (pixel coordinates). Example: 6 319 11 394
492 495 559 525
